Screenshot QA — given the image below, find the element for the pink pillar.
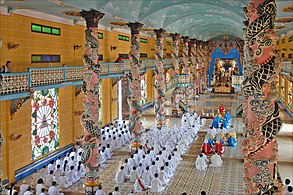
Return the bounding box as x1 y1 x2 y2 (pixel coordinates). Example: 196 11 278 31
79 10 104 194
154 29 166 127
242 0 284 193
127 22 143 148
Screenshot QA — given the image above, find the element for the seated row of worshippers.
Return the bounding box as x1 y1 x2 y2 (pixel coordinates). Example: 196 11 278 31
181 111 207 130
195 150 223 171
7 180 64 195
115 124 200 193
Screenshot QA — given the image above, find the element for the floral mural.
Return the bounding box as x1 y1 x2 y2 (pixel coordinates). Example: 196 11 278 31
31 88 58 160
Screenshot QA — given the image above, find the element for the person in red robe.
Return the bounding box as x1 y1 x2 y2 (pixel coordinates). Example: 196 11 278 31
201 138 213 155
214 139 224 155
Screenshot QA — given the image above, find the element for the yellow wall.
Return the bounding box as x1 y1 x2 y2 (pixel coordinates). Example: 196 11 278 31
276 35 293 61
0 86 80 181
0 13 167 182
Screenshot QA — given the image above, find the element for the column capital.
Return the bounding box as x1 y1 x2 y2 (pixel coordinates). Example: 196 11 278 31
154 28 166 39
170 33 181 41
80 9 105 28
127 22 144 35
182 36 190 43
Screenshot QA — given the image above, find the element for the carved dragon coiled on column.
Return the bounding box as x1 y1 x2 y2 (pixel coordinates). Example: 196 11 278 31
241 1 284 194
170 33 181 114
196 41 204 93
154 29 166 127
127 22 143 146
79 10 105 194
190 38 198 96
181 36 190 75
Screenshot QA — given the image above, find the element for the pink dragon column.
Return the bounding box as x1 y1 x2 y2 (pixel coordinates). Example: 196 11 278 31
170 33 181 116
170 33 181 77
242 0 284 194
196 41 204 93
154 29 166 127
181 36 191 104
127 22 143 148
189 38 198 97
181 36 190 75
79 10 105 194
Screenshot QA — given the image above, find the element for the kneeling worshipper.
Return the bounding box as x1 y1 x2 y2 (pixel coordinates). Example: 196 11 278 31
95 186 106 195
19 181 29 195
195 154 208 171
35 178 45 195
142 166 152 186
45 170 54 187
48 181 64 195
129 167 139 183
227 131 237 147
210 151 223 167
150 173 165 193
134 177 148 192
59 173 72 189
158 166 170 186
201 137 213 155
115 166 127 183
214 137 225 155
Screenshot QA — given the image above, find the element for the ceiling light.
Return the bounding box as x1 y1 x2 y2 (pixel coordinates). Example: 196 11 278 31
48 0 63 6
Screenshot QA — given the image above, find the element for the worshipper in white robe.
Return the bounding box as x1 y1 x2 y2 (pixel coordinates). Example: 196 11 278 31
45 170 54 187
104 144 112 160
39 188 46 195
142 166 152 186
48 181 63 195
63 153 70 164
150 161 159 178
115 166 127 183
128 167 138 183
201 150 209 164
150 173 164 193
158 166 170 186
210 151 223 167
31 169 41 186
23 186 33 195
59 173 72 189
112 187 122 195
139 155 147 169
133 151 141 166
134 177 148 192
128 155 136 171
77 152 82 163
54 165 62 182
173 148 182 163
35 179 45 195
19 181 29 195
95 186 106 195
137 163 144 177
68 157 75 169
122 159 131 175
76 161 85 178
195 154 208 171
99 147 106 164
47 160 55 173
56 156 62 167
67 166 77 183
164 162 173 178
117 134 123 148
40 165 48 180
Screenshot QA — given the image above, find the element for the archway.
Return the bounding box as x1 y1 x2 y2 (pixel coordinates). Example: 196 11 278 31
208 47 242 86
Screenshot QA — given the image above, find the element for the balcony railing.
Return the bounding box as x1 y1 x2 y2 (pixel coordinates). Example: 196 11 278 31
166 74 191 91
0 59 174 100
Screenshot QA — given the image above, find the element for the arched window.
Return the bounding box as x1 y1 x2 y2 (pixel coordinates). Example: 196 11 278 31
31 88 59 160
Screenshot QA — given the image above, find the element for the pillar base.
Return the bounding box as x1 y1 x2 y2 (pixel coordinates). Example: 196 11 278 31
85 178 101 194
131 142 141 152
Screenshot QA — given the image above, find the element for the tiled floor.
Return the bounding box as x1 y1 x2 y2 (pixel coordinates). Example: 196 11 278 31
20 90 293 195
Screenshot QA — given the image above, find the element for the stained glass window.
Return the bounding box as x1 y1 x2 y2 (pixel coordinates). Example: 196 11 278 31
31 88 59 160
140 74 147 105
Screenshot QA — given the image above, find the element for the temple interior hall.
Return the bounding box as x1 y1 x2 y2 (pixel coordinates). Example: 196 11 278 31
0 0 292 195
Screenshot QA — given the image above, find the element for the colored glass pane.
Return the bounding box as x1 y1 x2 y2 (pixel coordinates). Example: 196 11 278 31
51 28 60 35
42 55 51 62
98 33 103 39
31 88 59 160
32 24 42 32
51 55 60 62
282 39 285 43
32 55 41 62
42 26 51 34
